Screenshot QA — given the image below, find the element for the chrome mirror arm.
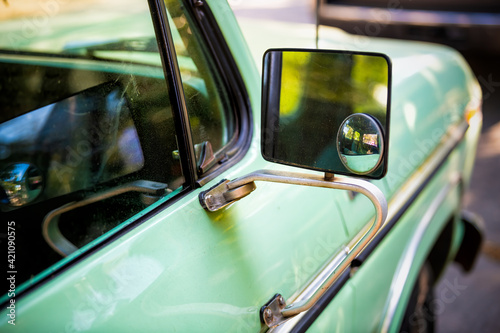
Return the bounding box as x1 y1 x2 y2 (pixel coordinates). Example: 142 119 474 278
199 169 388 328
43 180 168 257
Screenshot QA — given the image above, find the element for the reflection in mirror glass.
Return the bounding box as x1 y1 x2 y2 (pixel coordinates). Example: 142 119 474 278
262 49 391 179
0 163 43 206
337 113 383 174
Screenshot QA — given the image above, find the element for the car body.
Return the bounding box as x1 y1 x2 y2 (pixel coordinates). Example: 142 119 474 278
316 0 500 55
0 0 483 332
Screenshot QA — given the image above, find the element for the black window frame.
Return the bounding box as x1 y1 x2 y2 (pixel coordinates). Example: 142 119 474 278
150 0 253 189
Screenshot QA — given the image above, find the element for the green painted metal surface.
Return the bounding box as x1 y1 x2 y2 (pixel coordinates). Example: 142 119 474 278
0 0 482 332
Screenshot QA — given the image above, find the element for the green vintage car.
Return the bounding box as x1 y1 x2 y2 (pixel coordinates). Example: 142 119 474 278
0 0 483 332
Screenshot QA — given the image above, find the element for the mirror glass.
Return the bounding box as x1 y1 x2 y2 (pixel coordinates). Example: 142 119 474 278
337 113 383 174
261 49 391 179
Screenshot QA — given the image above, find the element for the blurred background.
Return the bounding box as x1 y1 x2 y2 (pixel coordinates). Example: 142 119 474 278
230 0 500 332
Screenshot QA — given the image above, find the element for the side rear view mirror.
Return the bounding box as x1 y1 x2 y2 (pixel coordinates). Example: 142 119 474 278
201 49 392 327
261 49 391 179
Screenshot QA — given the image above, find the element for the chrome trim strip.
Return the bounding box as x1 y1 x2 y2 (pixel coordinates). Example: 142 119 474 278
379 172 461 333
386 121 467 224
356 120 470 264
271 119 469 332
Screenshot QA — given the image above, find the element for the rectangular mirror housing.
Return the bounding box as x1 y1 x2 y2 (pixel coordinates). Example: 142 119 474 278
261 49 392 179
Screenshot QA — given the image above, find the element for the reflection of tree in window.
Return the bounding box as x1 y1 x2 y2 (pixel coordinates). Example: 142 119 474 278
279 53 310 117
344 124 354 140
353 131 360 142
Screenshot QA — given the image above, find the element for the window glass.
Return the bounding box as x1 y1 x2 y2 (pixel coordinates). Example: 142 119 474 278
165 0 235 172
0 0 183 289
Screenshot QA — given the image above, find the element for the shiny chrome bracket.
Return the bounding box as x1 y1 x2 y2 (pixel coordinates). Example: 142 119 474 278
199 169 388 329
199 179 257 212
261 294 287 328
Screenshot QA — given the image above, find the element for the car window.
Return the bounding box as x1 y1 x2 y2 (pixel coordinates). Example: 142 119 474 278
0 0 198 291
165 0 236 173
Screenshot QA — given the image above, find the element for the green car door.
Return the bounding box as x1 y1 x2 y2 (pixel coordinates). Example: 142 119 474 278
0 0 482 332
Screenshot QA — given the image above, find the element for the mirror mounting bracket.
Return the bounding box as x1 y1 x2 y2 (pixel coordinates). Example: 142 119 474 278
324 172 335 181
199 169 388 329
199 179 257 212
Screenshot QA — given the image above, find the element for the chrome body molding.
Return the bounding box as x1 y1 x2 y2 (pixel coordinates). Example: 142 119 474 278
383 120 468 229
379 172 462 333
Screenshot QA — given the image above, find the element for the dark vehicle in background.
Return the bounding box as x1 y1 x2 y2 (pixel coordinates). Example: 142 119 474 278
317 0 500 54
